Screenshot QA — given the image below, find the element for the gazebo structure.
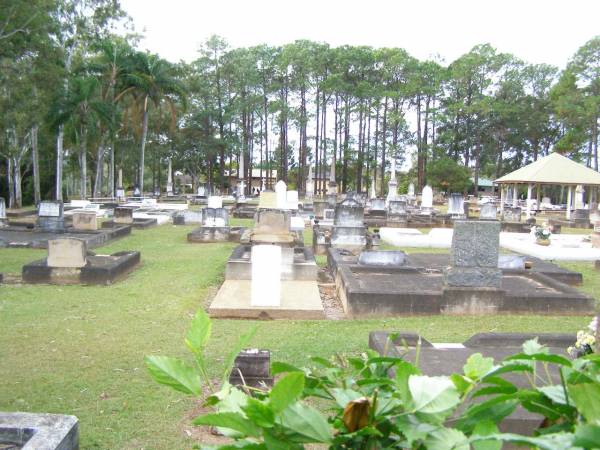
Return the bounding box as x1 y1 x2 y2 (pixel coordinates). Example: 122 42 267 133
494 153 600 220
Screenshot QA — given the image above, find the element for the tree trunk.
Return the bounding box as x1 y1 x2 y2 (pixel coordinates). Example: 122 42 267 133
93 140 106 198
13 156 23 208
139 97 149 193
56 124 64 201
373 102 380 192
31 124 40 204
357 102 364 192
314 86 320 195
380 98 388 197
79 130 87 198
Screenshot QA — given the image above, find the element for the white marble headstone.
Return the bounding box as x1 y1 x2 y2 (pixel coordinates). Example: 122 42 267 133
575 185 585 209
275 180 287 209
408 183 415 197
0 197 6 220
39 201 61 217
286 191 299 210
251 245 282 307
207 196 223 208
421 186 433 208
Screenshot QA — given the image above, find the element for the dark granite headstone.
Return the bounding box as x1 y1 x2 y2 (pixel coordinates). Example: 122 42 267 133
229 349 273 388
444 220 501 288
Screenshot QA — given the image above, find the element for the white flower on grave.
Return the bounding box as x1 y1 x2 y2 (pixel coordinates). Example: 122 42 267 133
588 316 598 334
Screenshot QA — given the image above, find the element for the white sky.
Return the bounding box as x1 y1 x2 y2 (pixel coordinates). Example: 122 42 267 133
121 0 599 68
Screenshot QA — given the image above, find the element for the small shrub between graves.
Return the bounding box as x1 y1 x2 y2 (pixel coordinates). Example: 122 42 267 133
147 311 600 449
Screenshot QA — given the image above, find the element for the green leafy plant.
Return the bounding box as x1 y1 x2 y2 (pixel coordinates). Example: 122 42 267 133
147 312 600 449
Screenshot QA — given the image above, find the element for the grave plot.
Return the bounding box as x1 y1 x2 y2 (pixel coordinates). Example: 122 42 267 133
22 238 140 285
186 197 246 243
332 221 593 318
209 198 323 320
0 201 131 249
369 330 575 436
101 206 157 228
313 202 375 255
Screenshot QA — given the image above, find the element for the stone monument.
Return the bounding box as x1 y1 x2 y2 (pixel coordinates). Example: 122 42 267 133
386 155 398 204
275 180 287 209
444 220 502 288
447 193 466 218
36 201 64 232
305 165 314 201
479 203 497 220
47 238 87 268
420 186 433 211
114 207 134 224
72 211 98 230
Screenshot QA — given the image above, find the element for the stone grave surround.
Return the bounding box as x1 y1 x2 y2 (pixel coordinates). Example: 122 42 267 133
502 207 521 222
0 411 79 450
36 201 65 231
369 331 574 436
444 220 502 288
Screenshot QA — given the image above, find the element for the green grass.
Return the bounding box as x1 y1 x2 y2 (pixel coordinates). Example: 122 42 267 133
0 224 595 449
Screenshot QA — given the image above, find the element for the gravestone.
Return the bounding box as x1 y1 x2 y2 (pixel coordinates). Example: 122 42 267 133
324 209 335 220
0 197 7 227
447 193 465 217
313 200 327 219
116 188 125 201
229 349 273 388
334 204 364 227
573 208 590 222
47 238 87 268
444 220 502 288
502 207 521 222
114 207 133 224
388 200 407 215
258 192 278 209
141 198 157 207
408 183 415 197
479 203 497 220
305 166 314 200
197 185 206 197
37 201 64 231
207 196 223 209
72 211 98 230
275 180 287 209
286 190 299 210
133 186 141 197
421 186 433 209
254 209 291 236
202 208 228 227
369 198 386 216
250 245 281 306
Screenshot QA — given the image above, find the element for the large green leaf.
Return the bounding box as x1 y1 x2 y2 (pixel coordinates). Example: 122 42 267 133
185 309 212 355
463 353 494 380
243 397 275 428
395 361 421 403
424 427 470 450
144 355 201 395
574 424 600 447
270 372 305 413
477 432 574 450
568 383 600 423
193 411 261 437
522 337 548 355
278 402 333 443
538 385 569 405
409 375 460 415
330 387 363 409
505 353 572 366
471 421 501 450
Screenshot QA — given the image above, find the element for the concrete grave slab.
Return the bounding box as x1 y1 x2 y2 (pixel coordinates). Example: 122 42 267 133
209 280 324 319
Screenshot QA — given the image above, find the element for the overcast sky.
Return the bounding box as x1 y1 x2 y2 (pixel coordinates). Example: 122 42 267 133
121 0 598 68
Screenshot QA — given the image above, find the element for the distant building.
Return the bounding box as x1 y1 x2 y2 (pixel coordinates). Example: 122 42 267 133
471 177 495 194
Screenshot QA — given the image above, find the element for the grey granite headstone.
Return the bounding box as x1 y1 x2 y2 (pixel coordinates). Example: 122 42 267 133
36 201 64 231
370 198 386 212
388 200 407 215
358 250 406 267
444 220 501 288
479 203 497 220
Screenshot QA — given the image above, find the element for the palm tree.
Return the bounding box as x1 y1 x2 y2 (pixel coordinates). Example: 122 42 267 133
118 51 186 193
50 75 112 198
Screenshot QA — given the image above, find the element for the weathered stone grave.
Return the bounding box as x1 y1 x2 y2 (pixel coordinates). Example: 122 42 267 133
502 206 521 222
447 193 466 218
0 197 8 227
72 211 98 231
114 207 133 224
22 237 140 285
386 200 408 227
187 207 244 243
479 203 497 220
229 349 273 388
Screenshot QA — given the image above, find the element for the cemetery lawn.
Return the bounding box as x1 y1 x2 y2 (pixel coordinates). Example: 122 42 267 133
0 224 596 449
